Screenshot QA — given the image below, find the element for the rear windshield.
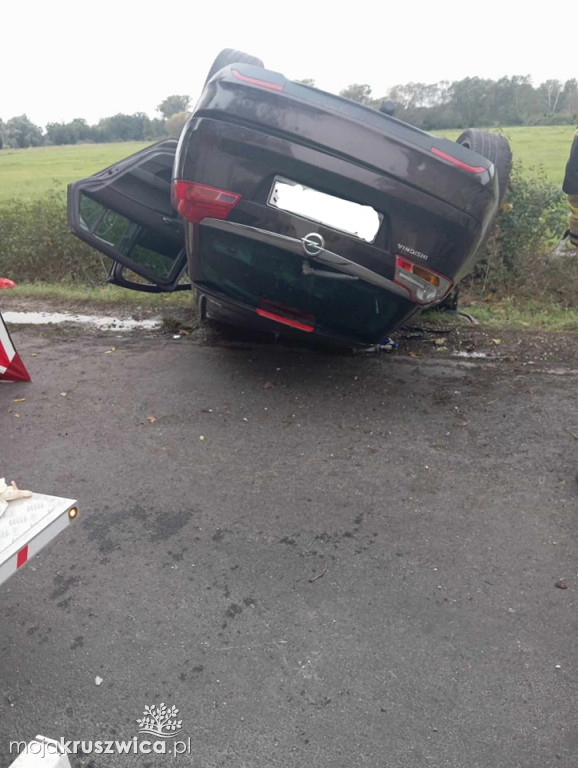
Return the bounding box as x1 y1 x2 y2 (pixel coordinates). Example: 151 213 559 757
197 228 409 343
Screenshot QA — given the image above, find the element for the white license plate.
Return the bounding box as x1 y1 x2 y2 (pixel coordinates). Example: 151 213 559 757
268 178 382 243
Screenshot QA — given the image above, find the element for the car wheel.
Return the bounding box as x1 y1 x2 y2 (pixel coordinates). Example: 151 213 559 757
456 129 512 203
205 49 264 84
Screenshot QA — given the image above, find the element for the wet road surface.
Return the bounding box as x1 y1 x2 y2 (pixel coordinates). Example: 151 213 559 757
1 324 576 767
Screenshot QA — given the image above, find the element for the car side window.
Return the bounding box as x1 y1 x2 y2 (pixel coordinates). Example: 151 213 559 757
79 194 179 280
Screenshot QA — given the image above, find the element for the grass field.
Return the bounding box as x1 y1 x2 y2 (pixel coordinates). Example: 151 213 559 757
0 125 575 201
0 141 152 201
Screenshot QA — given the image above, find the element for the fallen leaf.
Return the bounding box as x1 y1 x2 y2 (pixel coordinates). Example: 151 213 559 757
14 413 20 418
104 347 116 354
30 353 37 358
490 338 502 345
555 580 568 589
146 416 157 423
263 381 274 389
199 435 205 441
455 421 469 427
13 398 25 403
434 338 446 347
60 392 67 397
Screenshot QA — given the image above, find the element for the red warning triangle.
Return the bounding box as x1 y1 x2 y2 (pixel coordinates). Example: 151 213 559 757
0 312 31 382
0 343 9 370
2 352 31 382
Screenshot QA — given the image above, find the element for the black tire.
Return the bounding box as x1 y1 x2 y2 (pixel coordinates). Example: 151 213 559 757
205 49 264 84
456 129 512 203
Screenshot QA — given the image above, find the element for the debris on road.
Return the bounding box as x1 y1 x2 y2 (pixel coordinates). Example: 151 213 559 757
379 337 399 352
309 561 329 583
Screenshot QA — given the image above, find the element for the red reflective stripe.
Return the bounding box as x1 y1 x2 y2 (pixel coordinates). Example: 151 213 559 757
17 545 28 569
232 69 284 92
430 147 486 174
256 308 314 332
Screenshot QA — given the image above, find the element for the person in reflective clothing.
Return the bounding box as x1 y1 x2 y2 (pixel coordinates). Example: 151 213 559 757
562 127 578 255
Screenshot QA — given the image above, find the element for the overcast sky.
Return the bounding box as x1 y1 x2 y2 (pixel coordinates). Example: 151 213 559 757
1 0 575 127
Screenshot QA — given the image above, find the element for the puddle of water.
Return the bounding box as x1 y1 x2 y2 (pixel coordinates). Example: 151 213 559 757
452 350 489 359
3 311 161 331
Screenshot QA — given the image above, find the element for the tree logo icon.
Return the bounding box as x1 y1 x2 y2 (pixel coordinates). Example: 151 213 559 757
136 704 183 738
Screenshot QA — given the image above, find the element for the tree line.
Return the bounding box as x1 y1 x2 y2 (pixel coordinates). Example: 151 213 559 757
0 95 191 149
2 76 577 149
339 76 578 129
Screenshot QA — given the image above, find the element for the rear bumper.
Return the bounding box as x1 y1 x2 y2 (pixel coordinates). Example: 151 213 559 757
197 285 414 349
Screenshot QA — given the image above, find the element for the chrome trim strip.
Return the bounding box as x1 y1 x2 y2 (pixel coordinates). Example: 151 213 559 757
200 219 409 299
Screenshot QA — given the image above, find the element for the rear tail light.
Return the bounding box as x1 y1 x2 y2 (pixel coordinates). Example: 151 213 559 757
430 147 486 174
172 180 241 223
232 69 285 92
394 255 453 305
257 300 315 332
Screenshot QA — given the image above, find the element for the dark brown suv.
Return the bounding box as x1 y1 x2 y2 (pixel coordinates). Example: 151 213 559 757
68 50 511 348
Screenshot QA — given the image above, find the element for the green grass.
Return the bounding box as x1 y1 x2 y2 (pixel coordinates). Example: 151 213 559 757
435 125 575 184
1 282 192 310
0 142 152 201
456 298 578 331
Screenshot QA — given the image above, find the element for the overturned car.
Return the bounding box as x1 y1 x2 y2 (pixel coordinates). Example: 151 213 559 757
68 50 512 349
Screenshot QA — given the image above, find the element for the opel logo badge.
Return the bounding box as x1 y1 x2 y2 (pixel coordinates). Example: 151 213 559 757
302 232 324 257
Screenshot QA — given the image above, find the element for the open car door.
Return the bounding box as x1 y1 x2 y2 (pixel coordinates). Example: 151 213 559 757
67 140 189 293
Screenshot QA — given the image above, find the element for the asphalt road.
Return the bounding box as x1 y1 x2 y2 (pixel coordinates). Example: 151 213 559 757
0 323 576 768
